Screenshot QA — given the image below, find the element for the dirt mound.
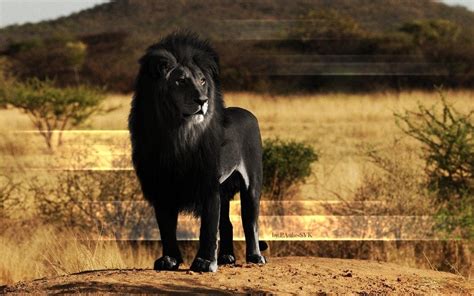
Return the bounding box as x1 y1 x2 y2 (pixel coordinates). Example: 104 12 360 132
2 257 472 294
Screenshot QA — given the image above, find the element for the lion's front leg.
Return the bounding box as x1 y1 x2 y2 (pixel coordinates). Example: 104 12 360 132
191 189 220 272
153 205 183 271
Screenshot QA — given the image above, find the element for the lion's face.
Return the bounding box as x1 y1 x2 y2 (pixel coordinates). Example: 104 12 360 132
166 64 212 125
139 48 218 128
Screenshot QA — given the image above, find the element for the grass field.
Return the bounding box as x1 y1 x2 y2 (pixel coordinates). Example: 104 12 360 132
2 90 473 198
1 90 473 284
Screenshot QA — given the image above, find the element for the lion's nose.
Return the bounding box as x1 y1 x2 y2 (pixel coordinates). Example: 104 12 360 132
195 96 208 105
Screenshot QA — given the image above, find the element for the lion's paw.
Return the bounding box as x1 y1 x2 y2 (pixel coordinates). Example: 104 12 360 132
190 257 218 272
246 254 266 264
218 254 236 265
153 256 180 271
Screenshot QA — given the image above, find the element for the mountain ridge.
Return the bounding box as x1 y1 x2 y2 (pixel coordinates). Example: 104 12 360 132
2 0 474 46
1 0 474 92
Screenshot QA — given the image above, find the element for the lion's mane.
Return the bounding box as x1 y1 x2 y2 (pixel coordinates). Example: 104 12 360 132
129 32 225 215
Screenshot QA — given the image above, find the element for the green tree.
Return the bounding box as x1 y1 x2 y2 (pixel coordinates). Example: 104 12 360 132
65 41 87 83
0 79 108 150
398 19 473 85
7 37 87 85
373 32 415 54
399 19 461 47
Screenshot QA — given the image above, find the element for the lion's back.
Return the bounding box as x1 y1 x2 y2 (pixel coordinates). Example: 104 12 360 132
224 107 259 136
223 106 263 180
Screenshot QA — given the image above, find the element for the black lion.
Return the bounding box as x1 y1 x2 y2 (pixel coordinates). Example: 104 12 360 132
129 32 266 272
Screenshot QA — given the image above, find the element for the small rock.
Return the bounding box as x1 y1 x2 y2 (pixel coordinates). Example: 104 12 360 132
342 270 352 277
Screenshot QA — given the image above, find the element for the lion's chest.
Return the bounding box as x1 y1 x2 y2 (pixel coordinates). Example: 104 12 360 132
152 155 217 198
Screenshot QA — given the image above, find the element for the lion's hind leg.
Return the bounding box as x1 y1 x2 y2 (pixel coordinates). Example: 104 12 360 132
218 193 236 265
240 185 266 264
217 175 239 265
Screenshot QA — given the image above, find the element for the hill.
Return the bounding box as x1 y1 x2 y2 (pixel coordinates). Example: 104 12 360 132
1 0 474 92
2 0 474 43
2 257 472 294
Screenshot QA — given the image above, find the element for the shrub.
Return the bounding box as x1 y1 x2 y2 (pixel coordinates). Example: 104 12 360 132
0 79 109 150
322 140 434 241
30 169 155 240
262 138 318 201
338 142 431 214
0 173 21 218
395 90 474 239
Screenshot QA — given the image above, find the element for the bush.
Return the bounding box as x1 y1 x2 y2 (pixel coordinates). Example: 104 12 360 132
395 90 474 239
30 169 155 240
322 140 434 241
0 174 21 218
262 138 318 201
0 79 109 150
337 142 431 214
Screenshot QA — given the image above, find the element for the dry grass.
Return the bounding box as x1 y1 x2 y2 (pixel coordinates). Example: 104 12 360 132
224 91 474 199
2 90 473 199
1 90 473 284
0 222 156 284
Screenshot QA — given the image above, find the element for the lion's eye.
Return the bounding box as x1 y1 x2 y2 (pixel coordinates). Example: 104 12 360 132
200 77 206 86
175 78 185 86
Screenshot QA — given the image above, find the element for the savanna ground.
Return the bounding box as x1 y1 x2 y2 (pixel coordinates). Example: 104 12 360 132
0 91 473 291
3 257 472 294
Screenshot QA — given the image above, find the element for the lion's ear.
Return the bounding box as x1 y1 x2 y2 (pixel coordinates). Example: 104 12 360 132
193 52 219 79
139 49 177 79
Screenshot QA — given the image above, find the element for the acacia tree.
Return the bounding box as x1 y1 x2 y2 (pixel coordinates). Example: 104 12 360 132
395 90 474 239
1 79 107 150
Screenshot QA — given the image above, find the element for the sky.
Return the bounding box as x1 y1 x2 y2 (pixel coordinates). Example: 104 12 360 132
441 0 474 10
0 0 473 28
0 0 109 28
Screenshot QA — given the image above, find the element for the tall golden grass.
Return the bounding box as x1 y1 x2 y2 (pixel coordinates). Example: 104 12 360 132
3 90 473 198
1 91 473 284
0 223 156 284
